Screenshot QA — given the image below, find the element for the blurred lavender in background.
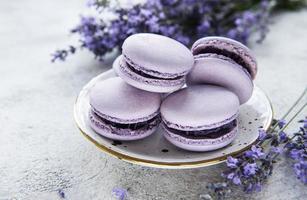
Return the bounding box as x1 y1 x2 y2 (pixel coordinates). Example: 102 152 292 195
52 0 306 62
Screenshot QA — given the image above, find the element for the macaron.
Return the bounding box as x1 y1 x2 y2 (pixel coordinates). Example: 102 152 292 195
187 37 256 104
191 36 257 79
89 77 162 141
112 55 122 75
187 53 253 104
160 85 240 152
117 33 194 93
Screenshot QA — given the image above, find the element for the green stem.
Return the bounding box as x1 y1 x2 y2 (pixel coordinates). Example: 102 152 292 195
260 101 307 147
269 87 307 133
271 133 299 161
280 101 307 132
257 87 306 148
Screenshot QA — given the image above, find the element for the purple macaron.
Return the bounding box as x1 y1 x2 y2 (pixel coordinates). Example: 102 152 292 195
89 77 162 141
112 55 122 75
187 37 257 104
117 33 194 93
160 85 240 152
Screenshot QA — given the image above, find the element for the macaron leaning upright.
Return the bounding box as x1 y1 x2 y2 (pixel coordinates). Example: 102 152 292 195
160 85 240 152
89 77 162 141
186 37 257 104
117 33 194 93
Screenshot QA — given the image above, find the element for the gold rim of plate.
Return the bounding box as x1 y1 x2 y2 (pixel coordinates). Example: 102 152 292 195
74 84 274 169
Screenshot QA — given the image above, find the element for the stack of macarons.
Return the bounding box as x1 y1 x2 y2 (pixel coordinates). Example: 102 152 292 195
89 33 257 152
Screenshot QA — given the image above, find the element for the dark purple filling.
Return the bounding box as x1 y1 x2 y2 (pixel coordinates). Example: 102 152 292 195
92 110 160 130
195 46 252 76
165 119 237 139
125 62 183 81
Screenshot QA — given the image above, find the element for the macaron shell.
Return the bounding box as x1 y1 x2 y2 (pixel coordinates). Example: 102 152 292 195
112 55 122 75
89 77 161 123
89 110 157 141
122 33 194 76
117 57 185 93
192 36 257 79
162 124 238 152
161 85 240 130
186 54 253 104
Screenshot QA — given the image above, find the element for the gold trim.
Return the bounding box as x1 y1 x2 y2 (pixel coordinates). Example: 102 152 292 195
74 85 273 169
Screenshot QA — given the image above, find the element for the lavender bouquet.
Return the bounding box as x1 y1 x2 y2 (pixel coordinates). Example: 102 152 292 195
204 88 307 199
53 0 307 62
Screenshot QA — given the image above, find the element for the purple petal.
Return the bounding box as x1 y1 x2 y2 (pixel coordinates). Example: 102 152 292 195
227 172 235 180
258 129 267 141
226 156 239 168
244 150 254 158
232 176 241 185
243 163 258 176
254 182 262 192
112 188 127 200
278 119 286 129
245 183 253 192
270 147 282 154
290 149 302 160
278 131 288 142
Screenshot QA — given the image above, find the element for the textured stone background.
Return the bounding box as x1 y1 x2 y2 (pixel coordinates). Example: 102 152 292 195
0 1 306 199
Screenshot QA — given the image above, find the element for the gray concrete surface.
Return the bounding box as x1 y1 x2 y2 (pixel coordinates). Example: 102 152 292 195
0 1 306 199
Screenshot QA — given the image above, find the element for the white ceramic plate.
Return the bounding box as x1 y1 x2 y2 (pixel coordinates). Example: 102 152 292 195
74 69 273 169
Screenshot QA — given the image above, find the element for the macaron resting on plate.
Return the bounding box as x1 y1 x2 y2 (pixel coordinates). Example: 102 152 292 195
161 85 240 152
187 37 257 104
75 69 273 169
117 33 194 93
89 77 161 141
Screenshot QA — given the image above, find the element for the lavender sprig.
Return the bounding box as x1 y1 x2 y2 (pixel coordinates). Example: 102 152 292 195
52 0 273 62
206 88 307 199
205 120 295 199
217 125 286 194
112 187 128 200
52 0 307 62
51 46 76 62
284 118 307 184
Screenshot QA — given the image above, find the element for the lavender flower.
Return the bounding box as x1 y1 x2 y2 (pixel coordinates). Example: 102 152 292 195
52 0 273 62
258 129 267 141
278 119 286 128
279 131 288 142
209 116 307 200
209 87 306 199
232 176 241 185
112 187 127 200
298 118 307 128
57 189 65 199
51 46 76 62
226 156 239 168
244 145 265 159
254 182 262 192
284 117 307 184
270 146 282 154
209 116 307 198
243 163 258 176
289 149 303 159
293 161 307 184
